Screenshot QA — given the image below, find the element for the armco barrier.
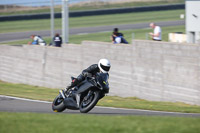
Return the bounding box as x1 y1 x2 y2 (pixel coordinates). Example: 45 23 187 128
0 40 199 105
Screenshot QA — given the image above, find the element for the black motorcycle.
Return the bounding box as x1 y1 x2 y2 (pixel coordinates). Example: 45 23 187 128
52 72 109 113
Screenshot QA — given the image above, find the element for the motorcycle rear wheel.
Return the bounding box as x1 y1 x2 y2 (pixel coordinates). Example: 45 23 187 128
79 90 100 113
52 94 66 112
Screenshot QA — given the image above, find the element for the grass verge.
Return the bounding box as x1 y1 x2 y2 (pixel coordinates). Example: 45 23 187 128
0 9 185 33
0 112 200 133
0 80 199 113
0 0 184 16
1 25 185 45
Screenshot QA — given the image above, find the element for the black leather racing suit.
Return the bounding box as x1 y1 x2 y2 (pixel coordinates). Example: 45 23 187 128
66 64 100 90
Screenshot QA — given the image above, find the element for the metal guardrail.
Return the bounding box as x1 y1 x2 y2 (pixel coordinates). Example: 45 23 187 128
0 4 185 21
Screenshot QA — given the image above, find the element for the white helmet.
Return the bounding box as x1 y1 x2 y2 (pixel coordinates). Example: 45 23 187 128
98 59 111 73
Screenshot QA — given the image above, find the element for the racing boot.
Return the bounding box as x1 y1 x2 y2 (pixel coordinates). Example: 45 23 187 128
64 78 79 92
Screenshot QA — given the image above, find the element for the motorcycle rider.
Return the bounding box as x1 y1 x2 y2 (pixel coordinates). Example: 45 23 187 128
61 59 111 95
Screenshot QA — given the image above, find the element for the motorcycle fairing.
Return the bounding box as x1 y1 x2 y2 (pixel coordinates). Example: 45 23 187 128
63 97 79 110
76 80 95 94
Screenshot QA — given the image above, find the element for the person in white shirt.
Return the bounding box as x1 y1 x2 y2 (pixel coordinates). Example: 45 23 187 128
28 35 46 46
149 23 162 41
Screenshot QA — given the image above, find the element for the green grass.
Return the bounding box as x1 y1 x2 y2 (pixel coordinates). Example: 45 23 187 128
0 112 200 133
0 9 185 33
0 80 57 101
61 25 185 43
98 96 200 113
69 0 184 11
1 25 185 45
0 80 200 113
0 6 62 16
0 0 184 16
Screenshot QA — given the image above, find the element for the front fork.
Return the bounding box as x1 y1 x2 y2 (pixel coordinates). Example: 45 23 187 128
84 90 92 101
59 90 66 99
60 88 81 108
76 94 80 108
75 90 92 108
60 88 94 109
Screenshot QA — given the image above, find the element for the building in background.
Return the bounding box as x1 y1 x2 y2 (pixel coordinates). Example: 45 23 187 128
186 0 200 44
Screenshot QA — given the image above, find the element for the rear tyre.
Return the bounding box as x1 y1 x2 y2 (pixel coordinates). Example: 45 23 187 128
79 90 100 113
52 95 66 112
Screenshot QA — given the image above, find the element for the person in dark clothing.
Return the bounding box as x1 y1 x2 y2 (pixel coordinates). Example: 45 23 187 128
111 28 128 44
62 59 111 93
111 28 123 43
50 33 62 47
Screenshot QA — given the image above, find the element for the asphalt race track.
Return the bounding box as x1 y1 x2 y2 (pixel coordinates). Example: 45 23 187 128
0 95 200 117
0 20 184 43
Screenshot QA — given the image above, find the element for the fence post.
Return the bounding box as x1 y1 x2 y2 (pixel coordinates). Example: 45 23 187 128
132 33 135 40
62 0 69 44
50 0 55 39
146 32 149 40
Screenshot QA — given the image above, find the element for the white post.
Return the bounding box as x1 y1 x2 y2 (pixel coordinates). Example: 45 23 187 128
50 0 55 39
132 33 135 40
62 0 69 44
146 33 149 40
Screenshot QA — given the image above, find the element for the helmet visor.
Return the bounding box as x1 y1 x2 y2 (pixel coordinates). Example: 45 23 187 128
100 63 110 72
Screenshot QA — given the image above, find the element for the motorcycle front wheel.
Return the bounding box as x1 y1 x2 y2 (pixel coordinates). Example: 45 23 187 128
52 94 66 112
79 90 100 113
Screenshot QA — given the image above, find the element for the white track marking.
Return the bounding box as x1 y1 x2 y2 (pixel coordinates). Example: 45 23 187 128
0 95 51 104
95 106 200 115
0 95 199 115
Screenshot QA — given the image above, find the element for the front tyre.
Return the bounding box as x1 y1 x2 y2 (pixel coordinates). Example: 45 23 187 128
79 90 100 113
52 95 66 112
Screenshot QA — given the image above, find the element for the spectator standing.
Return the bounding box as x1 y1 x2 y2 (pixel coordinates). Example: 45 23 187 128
149 23 162 41
28 35 46 46
111 28 128 44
